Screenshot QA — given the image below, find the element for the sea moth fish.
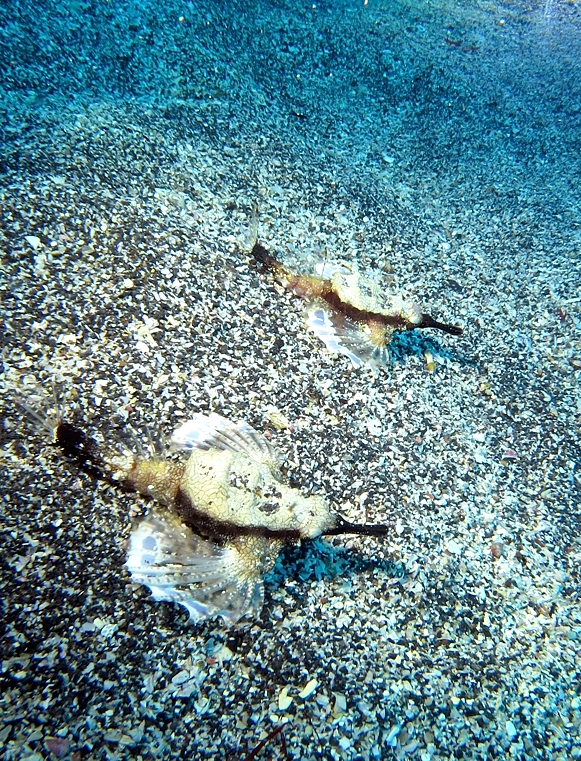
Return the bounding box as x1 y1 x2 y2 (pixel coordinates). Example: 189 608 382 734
251 242 463 369
27 404 390 625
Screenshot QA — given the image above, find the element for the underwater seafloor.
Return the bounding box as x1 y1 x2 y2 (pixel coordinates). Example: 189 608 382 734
1 0 581 759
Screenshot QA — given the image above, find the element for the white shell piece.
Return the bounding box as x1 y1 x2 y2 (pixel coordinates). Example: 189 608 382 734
126 510 264 624
171 412 276 463
299 678 319 698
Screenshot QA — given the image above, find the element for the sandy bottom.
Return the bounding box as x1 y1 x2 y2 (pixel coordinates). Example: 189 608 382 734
1 0 580 759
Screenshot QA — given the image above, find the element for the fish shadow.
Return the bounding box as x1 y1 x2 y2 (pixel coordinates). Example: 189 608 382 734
388 329 474 367
265 538 405 589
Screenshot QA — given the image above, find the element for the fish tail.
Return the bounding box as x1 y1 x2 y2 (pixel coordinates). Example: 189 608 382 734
53 420 183 505
251 241 299 287
16 387 124 483
251 241 283 272
53 420 111 481
16 385 183 505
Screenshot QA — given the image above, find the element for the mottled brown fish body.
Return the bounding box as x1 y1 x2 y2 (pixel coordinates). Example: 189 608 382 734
33 406 395 625
178 448 335 540
252 242 463 351
127 458 184 506
285 273 331 300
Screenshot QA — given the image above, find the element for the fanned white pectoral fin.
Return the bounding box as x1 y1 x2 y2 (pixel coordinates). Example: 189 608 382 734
306 306 390 369
306 306 364 367
126 510 264 625
171 412 276 463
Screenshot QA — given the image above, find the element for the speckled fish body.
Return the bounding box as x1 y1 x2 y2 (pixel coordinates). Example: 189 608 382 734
251 242 462 371
178 448 332 538
126 413 336 625
306 261 423 369
34 405 388 627
315 261 423 327
169 414 334 539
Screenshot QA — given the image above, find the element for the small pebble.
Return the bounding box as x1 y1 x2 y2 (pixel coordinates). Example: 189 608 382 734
298 679 318 699
278 686 293 711
505 720 518 740
446 539 463 555
25 235 42 250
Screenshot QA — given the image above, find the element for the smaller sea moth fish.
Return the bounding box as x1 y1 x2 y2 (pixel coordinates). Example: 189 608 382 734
24 398 390 626
251 242 463 369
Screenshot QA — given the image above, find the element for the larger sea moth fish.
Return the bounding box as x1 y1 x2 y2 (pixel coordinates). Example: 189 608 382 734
251 242 463 369
27 404 390 625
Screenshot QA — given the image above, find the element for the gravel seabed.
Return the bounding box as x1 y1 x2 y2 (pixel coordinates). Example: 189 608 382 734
1 0 581 759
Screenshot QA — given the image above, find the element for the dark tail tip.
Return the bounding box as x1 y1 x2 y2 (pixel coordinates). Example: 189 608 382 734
55 421 106 478
251 242 278 269
419 314 463 336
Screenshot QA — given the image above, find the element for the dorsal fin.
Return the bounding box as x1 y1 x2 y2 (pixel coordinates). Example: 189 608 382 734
171 412 276 464
314 261 351 279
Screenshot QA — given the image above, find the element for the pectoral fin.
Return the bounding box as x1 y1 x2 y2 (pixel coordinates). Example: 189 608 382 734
306 306 390 369
126 510 264 625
